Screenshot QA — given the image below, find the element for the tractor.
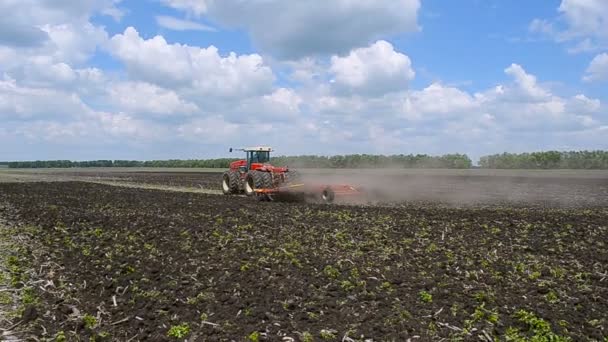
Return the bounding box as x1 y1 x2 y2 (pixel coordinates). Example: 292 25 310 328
222 146 361 203
221 146 300 200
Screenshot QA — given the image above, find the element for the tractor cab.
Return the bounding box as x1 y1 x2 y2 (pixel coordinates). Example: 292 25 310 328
229 146 273 172
246 148 271 169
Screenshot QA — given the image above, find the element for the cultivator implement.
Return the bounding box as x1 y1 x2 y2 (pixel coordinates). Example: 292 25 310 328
254 183 363 203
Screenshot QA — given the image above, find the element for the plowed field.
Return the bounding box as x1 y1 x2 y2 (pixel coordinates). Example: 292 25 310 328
0 180 606 341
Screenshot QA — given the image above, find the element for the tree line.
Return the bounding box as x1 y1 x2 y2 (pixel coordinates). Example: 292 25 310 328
7 154 472 169
271 154 472 169
7 159 237 169
478 151 608 169
6 151 608 169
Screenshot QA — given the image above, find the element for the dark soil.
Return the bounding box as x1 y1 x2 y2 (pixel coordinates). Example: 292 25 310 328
14 169 608 207
33 171 222 190
0 182 606 341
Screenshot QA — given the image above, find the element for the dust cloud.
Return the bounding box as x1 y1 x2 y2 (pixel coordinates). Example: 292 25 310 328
297 169 608 207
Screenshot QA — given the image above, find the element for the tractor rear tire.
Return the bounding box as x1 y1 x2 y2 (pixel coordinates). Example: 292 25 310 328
245 171 264 196
259 172 274 201
260 172 273 188
222 171 239 195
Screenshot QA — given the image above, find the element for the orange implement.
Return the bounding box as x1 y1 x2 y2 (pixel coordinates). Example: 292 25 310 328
254 183 362 203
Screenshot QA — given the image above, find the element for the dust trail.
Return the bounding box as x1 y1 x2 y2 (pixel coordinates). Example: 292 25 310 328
297 169 608 207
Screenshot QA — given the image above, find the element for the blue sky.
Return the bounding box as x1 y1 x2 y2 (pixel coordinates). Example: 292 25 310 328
0 0 606 161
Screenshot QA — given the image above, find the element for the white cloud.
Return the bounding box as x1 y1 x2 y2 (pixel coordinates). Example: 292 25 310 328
503 64 550 100
1 0 605 161
155 15 216 32
529 18 555 36
161 0 209 16
558 0 608 41
14 112 166 143
0 18 49 48
177 116 240 143
305 62 604 150
530 0 608 52
583 53 608 82
108 27 274 98
92 111 166 139
261 88 302 115
41 22 108 64
0 77 89 120
161 0 421 59
109 82 199 116
0 0 122 25
0 1 111 89
225 88 303 123
330 40 415 96
570 94 601 112
404 83 477 120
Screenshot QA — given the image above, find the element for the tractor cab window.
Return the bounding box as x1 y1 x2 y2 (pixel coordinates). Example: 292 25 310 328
250 151 270 164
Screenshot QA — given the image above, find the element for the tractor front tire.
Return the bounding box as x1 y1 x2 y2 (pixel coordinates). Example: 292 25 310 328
222 171 239 195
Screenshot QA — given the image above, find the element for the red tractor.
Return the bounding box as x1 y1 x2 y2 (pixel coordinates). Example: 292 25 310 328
221 146 360 203
222 146 300 200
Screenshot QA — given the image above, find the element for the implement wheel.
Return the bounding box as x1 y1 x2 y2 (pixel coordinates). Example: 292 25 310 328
222 171 239 195
321 187 335 204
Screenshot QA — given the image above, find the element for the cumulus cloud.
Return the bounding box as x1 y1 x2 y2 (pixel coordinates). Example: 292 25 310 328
177 116 240 143
109 82 199 116
403 83 477 120
503 64 550 100
0 19 49 47
108 27 274 99
0 0 111 86
1 0 605 160
41 22 108 64
558 0 608 41
530 0 608 52
161 0 209 16
304 61 604 153
224 88 303 123
155 15 216 32
0 77 89 120
160 0 421 59
330 40 415 96
0 0 124 27
583 53 608 82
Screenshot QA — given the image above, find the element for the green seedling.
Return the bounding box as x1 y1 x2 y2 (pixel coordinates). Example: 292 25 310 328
320 329 337 340
419 290 433 303
248 331 261 342
301 331 313 342
83 314 98 329
55 331 67 342
167 323 190 339
323 265 340 279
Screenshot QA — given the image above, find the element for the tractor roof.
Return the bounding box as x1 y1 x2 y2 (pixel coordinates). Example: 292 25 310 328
244 146 272 152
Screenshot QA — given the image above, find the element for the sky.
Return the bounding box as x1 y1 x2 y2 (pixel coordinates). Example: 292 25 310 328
0 0 607 162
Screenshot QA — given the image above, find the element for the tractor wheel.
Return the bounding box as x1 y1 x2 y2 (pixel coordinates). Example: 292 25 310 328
260 171 273 188
222 171 239 195
321 187 335 204
259 172 274 201
244 171 264 196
